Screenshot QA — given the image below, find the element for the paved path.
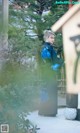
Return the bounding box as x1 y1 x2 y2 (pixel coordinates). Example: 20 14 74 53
27 108 80 133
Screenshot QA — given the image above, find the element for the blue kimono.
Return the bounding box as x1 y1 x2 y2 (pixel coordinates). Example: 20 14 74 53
41 42 64 70
39 42 59 116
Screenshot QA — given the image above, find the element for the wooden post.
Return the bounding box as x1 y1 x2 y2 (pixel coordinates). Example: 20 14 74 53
0 0 9 69
69 0 73 9
2 0 9 32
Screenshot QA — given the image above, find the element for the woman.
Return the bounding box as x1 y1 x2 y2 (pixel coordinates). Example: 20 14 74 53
38 30 63 116
41 30 64 70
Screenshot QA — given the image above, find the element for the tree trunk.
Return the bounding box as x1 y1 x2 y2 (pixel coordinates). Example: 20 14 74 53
0 0 9 69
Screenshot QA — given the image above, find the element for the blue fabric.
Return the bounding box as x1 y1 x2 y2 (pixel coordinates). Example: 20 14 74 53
51 64 60 71
40 90 49 102
41 46 51 59
41 42 64 71
41 42 57 60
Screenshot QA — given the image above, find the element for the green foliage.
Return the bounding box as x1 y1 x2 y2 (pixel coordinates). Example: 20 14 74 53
18 113 39 133
9 0 68 56
0 61 40 132
11 0 68 41
0 1 68 132
9 5 42 60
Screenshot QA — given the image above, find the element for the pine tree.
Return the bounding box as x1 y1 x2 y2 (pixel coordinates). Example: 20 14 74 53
11 0 68 41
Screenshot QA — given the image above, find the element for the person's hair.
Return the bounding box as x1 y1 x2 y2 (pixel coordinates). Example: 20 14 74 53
43 30 55 42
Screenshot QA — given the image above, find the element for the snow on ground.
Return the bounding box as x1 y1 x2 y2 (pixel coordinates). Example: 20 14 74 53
27 108 80 133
